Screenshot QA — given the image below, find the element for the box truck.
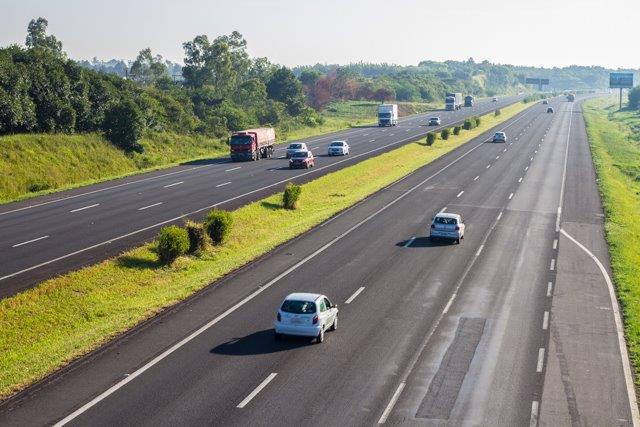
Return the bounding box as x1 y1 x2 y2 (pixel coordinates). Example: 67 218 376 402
378 104 398 126
229 128 276 161
445 93 463 111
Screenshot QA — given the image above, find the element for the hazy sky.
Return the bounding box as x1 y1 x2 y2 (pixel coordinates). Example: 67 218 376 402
1 0 637 69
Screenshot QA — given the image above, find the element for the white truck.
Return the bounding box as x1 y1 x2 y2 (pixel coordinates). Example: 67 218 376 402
378 104 398 126
445 93 463 111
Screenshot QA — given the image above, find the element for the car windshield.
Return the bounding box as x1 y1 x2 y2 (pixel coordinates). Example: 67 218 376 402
379 112 391 118
288 144 302 150
291 151 308 158
435 216 457 225
330 142 343 147
281 300 316 314
230 136 252 145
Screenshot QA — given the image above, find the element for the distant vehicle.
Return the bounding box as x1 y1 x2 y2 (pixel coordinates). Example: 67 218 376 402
230 128 276 162
289 150 315 169
445 93 463 111
492 97 498 102
492 132 507 143
328 140 349 156
378 104 398 126
542 99 549 104
428 117 441 126
286 142 308 159
567 93 575 102
429 213 465 244
547 107 554 113
464 95 475 107
274 293 338 343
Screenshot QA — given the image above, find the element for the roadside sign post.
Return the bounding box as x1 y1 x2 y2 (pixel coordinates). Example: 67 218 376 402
525 78 550 92
609 72 634 111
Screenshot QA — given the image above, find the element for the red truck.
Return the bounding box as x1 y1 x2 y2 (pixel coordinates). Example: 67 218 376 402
229 128 276 161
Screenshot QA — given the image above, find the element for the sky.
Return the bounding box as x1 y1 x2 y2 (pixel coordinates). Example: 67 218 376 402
0 0 638 69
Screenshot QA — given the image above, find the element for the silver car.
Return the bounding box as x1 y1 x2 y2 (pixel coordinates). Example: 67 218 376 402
286 142 308 159
328 140 349 156
430 213 465 244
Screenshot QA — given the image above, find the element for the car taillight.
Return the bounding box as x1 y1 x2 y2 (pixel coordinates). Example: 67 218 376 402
431 224 435 229
312 315 318 325
277 312 281 322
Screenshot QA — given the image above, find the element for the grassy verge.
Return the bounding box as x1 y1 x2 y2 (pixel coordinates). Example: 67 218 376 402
582 97 640 383
0 100 531 400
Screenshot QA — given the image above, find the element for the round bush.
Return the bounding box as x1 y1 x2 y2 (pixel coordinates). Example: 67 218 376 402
474 116 481 127
426 132 437 146
283 182 302 210
453 126 461 135
185 220 208 253
205 209 234 245
440 128 450 140
157 225 189 265
494 109 501 117
463 119 474 130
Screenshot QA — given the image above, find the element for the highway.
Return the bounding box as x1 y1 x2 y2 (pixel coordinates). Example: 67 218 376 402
1 97 636 426
0 96 521 297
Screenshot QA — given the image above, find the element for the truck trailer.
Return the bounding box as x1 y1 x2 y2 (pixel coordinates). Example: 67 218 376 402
445 93 463 111
378 104 398 126
229 128 276 161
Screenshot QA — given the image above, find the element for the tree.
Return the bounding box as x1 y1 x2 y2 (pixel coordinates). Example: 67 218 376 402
182 35 237 97
267 66 304 114
102 99 144 153
374 87 394 103
129 48 168 85
25 18 64 58
299 69 322 87
629 86 640 110
233 78 267 107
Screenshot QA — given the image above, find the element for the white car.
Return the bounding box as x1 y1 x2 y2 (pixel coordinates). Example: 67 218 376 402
492 97 498 102
286 142 308 159
274 293 338 343
429 213 465 244
492 132 507 143
328 140 349 156
428 117 441 126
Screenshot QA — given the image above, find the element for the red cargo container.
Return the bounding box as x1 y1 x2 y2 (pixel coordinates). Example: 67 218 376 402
229 128 276 162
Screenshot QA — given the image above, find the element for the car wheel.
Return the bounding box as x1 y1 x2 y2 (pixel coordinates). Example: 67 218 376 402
316 328 324 343
330 316 338 331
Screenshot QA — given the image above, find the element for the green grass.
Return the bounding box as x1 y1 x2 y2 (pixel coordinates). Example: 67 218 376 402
0 100 532 400
0 100 438 204
583 97 640 384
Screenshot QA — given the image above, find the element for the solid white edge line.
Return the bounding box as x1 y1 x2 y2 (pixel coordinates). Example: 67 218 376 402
556 102 573 231
70 204 100 213
378 382 405 424
2 106 537 284
163 181 184 188
560 229 640 426
536 348 545 372
236 373 277 409
542 311 549 330
345 287 366 304
530 400 540 427
137 202 163 211
53 109 534 425
12 235 50 248
475 245 484 257
403 236 416 248
216 182 232 188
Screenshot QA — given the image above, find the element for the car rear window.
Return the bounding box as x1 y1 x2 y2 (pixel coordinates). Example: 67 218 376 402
281 300 316 314
291 151 307 158
289 144 302 149
435 217 457 225
330 142 343 146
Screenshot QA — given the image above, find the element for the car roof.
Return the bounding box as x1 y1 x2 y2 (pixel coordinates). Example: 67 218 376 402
288 142 305 147
434 213 461 219
284 292 323 302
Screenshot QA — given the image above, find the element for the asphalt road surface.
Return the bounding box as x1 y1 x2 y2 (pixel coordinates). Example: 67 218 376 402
0 96 521 297
1 96 636 426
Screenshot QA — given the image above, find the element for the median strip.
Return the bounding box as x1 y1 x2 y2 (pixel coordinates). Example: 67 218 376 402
0 101 534 400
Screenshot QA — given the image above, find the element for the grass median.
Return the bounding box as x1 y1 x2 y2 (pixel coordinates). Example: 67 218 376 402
582 97 640 383
0 100 532 400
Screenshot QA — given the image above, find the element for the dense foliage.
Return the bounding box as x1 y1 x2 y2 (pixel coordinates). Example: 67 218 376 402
628 87 640 110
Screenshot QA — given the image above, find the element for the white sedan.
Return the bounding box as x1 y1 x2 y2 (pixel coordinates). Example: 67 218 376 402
327 140 349 156
429 213 465 244
274 293 338 343
286 142 308 159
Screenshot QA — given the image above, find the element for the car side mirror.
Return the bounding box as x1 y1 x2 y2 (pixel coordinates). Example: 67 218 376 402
332 304 338 310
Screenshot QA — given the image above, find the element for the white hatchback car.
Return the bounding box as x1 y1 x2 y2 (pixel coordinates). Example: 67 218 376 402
286 142 308 159
328 140 349 156
492 132 507 143
274 293 338 343
429 213 465 244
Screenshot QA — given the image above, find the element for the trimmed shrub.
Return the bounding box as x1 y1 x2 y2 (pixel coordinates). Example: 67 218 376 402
494 109 501 116
463 119 474 130
185 220 208 253
474 116 481 127
157 225 189 265
453 126 461 135
426 132 436 146
441 128 450 140
283 182 302 210
205 209 234 245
